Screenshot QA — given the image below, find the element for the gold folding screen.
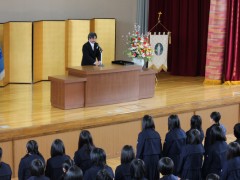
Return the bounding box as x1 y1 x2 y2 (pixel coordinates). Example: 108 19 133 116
1 22 32 85
66 20 90 67
10 22 32 83
0 19 115 85
91 19 116 64
33 21 66 82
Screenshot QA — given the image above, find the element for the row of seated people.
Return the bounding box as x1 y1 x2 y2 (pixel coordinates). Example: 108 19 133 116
0 112 240 180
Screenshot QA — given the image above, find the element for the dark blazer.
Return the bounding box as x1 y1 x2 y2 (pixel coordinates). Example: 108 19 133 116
177 144 205 180
160 174 178 180
74 144 93 174
0 162 12 180
202 141 228 178
18 154 45 180
83 165 114 180
81 41 101 66
136 129 162 180
115 163 131 180
163 128 186 175
204 124 218 153
27 176 50 180
204 124 227 154
186 129 204 143
221 156 240 180
45 154 70 180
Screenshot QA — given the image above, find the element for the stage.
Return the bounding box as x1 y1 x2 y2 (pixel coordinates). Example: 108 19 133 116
0 72 240 177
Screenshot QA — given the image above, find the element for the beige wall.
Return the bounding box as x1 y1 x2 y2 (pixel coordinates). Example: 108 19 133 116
0 0 137 60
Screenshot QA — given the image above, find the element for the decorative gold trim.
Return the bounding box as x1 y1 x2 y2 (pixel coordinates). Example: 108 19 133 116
203 79 222 85
149 64 167 72
224 81 240 85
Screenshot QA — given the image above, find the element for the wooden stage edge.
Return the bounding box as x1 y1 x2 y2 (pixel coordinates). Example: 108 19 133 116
0 93 240 142
0 72 240 142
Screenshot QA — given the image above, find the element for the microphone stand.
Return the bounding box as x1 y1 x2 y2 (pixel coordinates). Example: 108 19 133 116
98 47 104 67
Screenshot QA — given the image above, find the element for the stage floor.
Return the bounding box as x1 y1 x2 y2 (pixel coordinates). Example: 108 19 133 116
1 73 240 141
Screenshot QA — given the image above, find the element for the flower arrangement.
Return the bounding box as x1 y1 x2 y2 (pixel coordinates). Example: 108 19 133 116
124 24 153 61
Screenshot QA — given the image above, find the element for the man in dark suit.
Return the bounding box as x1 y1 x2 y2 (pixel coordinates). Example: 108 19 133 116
81 32 102 66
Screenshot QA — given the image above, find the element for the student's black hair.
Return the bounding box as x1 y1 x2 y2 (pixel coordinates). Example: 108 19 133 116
88 32 97 40
234 123 240 139
210 125 226 145
227 142 240 160
168 114 181 131
120 145 135 164
130 159 145 180
190 115 203 131
186 129 201 145
90 148 106 167
78 130 95 152
26 140 41 155
30 159 45 177
62 158 74 173
96 169 113 180
51 139 65 157
142 115 155 130
206 173 220 180
158 157 174 176
0 147 2 159
63 165 83 180
210 111 221 124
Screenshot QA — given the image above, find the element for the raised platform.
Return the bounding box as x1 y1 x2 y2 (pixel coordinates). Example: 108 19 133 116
0 73 240 178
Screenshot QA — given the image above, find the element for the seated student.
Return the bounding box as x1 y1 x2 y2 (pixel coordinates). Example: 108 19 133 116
83 148 114 180
74 130 95 174
130 159 147 180
202 125 228 178
221 142 240 179
61 158 74 180
186 115 204 143
96 169 113 180
163 114 186 175
204 111 226 153
158 157 178 180
18 140 45 180
206 173 220 180
115 145 135 180
63 165 83 180
234 123 240 144
136 115 162 180
27 159 49 180
45 139 70 180
0 147 12 180
177 129 205 180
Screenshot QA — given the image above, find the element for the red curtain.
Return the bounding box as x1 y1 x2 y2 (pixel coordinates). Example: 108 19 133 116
224 0 240 82
149 0 210 76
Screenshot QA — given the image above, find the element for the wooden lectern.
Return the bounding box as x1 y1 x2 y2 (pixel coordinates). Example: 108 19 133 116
49 64 156 109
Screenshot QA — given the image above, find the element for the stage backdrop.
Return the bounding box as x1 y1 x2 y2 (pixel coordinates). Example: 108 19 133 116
0 0 137 62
